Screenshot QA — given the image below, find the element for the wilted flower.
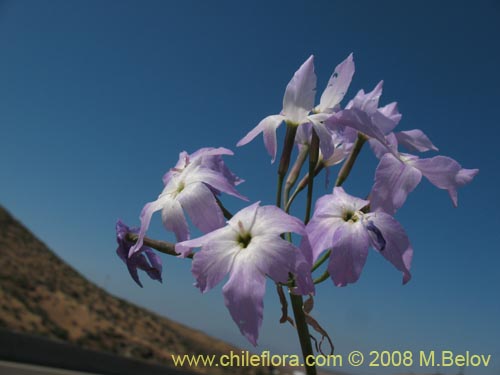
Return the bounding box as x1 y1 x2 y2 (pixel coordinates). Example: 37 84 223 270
306 187 412 286
176 202 313 345
116 220 162 287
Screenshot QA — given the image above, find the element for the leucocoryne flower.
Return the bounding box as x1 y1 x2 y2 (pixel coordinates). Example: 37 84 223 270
116 220 162 287
129 147 246 257
237 54 355 162
326 82 478 214
306 187 412 287
176 202 314 346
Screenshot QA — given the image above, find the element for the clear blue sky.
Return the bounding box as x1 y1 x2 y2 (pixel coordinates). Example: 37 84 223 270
0 1 499 374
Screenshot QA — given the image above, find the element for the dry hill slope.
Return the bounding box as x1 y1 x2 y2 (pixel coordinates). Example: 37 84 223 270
0 205 264 375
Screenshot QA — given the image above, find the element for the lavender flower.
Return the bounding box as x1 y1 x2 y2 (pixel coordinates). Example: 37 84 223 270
129 147 246 257
237 54 355 161
176 202 313 346
306 187 412 286
369 133 478 214
116 220 162 287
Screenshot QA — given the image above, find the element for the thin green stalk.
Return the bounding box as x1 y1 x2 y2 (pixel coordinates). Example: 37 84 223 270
335 133 367 187
290 294 317 375
285 163 324 212
313 270 330 285
284 145 309 212
304 130 319 224
276 173 285 208
125 232 193 259
277 124 299 208
311 250 331 273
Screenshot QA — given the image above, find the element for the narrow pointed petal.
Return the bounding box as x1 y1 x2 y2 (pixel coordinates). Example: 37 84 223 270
187 166 248 200
178 182 225 233
144 249 163 282
318 53 355 112
396 129 439 153
126 261 143 287
176 225 235 252
350 81 383 114
326 108 392 153
237 114 284 162
222 260 266 346
160 197 189 242
129 197 169 257
366 213 413 284
378 102 402 128
282 55 317 123
411 156 479 207
370 153 422 215
192 240 239 293
163 147 235 185
328 222 371 287
310 113 336 160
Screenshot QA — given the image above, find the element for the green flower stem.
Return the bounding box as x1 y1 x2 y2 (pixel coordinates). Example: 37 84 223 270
284 145 309 212
274 124 316 375
311 250 331 273
304 130 320 224
285 163 324 212
125 232 193 259
313 269 330 285
335 133 367 187
277 124 299 208
290 293 317 375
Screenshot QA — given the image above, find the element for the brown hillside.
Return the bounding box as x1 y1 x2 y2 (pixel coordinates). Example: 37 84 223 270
0 205 266 375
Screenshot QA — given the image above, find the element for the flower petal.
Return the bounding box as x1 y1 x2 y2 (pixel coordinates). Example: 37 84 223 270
191 240 240 293
249 235 297 284
310 113 336 160
129 197 170 257
378 102 402 129
306 214 341 263
186 165 248 200
251 205 305 237
282 55 317 124
365 213 413 284
178 182 225 234
411 156 478 207
395 129 439 153
326 108 392 153
328 221 370 286
348 81 383 114
222 259 266 346
317 53 355 113
291 241 316 296
237 114 285 162
370 153 422 215
160 197 189 242
176 225 235 251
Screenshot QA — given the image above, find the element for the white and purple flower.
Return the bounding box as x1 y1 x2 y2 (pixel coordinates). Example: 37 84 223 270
306 187 413 286
176 202 313 346
129 147 246 257
237 54 355 161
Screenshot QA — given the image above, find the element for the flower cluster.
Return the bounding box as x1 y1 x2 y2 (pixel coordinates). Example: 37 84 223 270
116 54 477 350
